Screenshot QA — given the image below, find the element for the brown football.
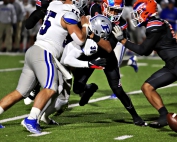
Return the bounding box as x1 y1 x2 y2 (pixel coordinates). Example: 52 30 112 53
167 113 177 132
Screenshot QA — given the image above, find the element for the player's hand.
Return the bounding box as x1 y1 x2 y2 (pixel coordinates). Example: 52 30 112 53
81 16 89 26
112 26 124 41
88 58 106 69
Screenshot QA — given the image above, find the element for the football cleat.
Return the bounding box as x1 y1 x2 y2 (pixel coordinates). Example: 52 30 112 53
40 115 59 125
24 96 34 105
127 55 138 72
149 116 168 128
21 117 41 134
24 84 41 105
110 94 118 99
48 119 59 125
134 120 148 126
0 124 5 129
79 83 98 106
133 117 148 126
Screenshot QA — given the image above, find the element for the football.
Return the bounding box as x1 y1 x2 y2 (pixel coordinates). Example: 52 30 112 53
167 113 177 132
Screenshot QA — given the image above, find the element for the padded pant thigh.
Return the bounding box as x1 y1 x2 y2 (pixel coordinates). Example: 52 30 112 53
73 68 94 94
145 67 177 89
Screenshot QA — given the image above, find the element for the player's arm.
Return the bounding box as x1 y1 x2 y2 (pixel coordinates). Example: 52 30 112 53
63 43 106 69
88 32 112 53
61 12 88 46
112 26 160 56
25 9 46 29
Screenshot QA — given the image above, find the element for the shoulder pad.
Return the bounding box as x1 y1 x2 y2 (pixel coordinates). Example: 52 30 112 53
63 11 79 25
146 20 164 33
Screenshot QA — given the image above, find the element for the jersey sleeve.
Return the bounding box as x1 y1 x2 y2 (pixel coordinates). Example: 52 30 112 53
62 11 79 25
125 31 161 56
25 9 46 29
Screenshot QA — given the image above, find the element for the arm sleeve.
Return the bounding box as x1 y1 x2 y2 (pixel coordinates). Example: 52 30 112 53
64 48 89 68
125 32 161 56
25 9 45 29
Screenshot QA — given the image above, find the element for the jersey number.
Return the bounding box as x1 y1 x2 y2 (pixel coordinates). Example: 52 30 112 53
39 10 56 35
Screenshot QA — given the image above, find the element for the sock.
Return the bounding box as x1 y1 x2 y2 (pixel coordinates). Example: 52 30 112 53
28 107 41 120
0 106 4 114
158 107 168 116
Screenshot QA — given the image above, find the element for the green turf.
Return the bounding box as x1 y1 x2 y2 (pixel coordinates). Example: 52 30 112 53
0 55 177 142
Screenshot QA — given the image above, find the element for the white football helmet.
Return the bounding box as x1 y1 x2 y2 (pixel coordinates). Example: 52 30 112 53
89 14 112 39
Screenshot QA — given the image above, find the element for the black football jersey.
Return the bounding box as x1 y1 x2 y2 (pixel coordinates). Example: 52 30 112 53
125 17 177 62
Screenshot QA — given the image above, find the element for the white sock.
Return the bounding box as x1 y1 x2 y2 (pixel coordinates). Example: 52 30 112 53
28 107 41 120
0 106 4 114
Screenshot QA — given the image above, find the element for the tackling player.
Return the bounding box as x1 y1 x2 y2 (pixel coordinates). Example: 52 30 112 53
0 0 90 134
113 0 177 128
72 0 147 126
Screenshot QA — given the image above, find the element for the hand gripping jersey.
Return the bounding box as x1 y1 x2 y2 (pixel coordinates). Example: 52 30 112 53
34 1 80 59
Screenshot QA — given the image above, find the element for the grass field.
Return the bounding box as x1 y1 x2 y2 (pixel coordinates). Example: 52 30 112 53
0 54 177 142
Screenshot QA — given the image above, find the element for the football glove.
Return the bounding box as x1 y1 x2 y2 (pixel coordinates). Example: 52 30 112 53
112 26 124 42
88 58 106 69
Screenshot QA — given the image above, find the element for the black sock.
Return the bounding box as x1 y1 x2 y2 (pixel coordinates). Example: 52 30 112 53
158 107 168 117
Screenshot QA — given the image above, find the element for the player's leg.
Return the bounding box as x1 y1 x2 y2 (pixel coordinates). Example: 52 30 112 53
0 47 38 128
104 52 147 126
111 43 138 98
142 67 177 128
21 45 58 134
72 67 98 106
24 82 41 105
40 71 72 125
120 55 138 72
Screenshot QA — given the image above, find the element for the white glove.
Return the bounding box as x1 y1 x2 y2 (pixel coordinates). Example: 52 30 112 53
112 26 124 41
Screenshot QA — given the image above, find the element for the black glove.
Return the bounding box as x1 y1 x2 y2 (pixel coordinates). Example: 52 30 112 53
88 58 106 69
112 25 124 41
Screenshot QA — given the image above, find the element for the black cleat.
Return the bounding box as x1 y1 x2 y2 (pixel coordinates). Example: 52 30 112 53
79 83 98 106
149 117 168 128
133 117 148 126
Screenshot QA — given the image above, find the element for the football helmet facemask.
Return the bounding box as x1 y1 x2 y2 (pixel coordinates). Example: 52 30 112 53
102 0 125 22
130 0 158 27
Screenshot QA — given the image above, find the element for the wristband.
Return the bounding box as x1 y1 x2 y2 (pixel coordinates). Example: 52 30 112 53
82 24 89 35
92 34 101 43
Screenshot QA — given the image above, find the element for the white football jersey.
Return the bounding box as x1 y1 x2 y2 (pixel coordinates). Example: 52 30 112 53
34 1 80 58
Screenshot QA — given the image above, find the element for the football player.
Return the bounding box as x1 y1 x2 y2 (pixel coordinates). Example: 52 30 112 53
39 15 110 124
0 0 90 134
72 0 147 126
113 0 177 128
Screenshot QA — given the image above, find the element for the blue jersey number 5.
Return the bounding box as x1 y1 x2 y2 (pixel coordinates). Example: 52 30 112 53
39 10 56 35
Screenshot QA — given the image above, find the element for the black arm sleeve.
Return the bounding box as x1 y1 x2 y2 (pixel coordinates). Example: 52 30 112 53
124 32 161 56
25 9 46 29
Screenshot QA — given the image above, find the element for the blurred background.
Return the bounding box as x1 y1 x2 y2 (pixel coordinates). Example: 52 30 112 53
0 0 177 55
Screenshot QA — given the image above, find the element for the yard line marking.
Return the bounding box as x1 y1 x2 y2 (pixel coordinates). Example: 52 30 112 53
28 132 51 137
114 135 133 140
152 64 164 67
137 63 148 66
0 68 22 72
0 83 177 123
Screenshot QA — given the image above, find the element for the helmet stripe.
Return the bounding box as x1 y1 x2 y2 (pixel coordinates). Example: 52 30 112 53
107 0 115 6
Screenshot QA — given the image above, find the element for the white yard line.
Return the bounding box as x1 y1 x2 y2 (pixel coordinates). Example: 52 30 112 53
0 68 22 72
0 83 177 124
114 135 133 140
28 132 51 137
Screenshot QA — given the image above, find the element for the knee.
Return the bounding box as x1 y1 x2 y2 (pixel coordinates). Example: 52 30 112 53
73 82 85 94
141 83 154 93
